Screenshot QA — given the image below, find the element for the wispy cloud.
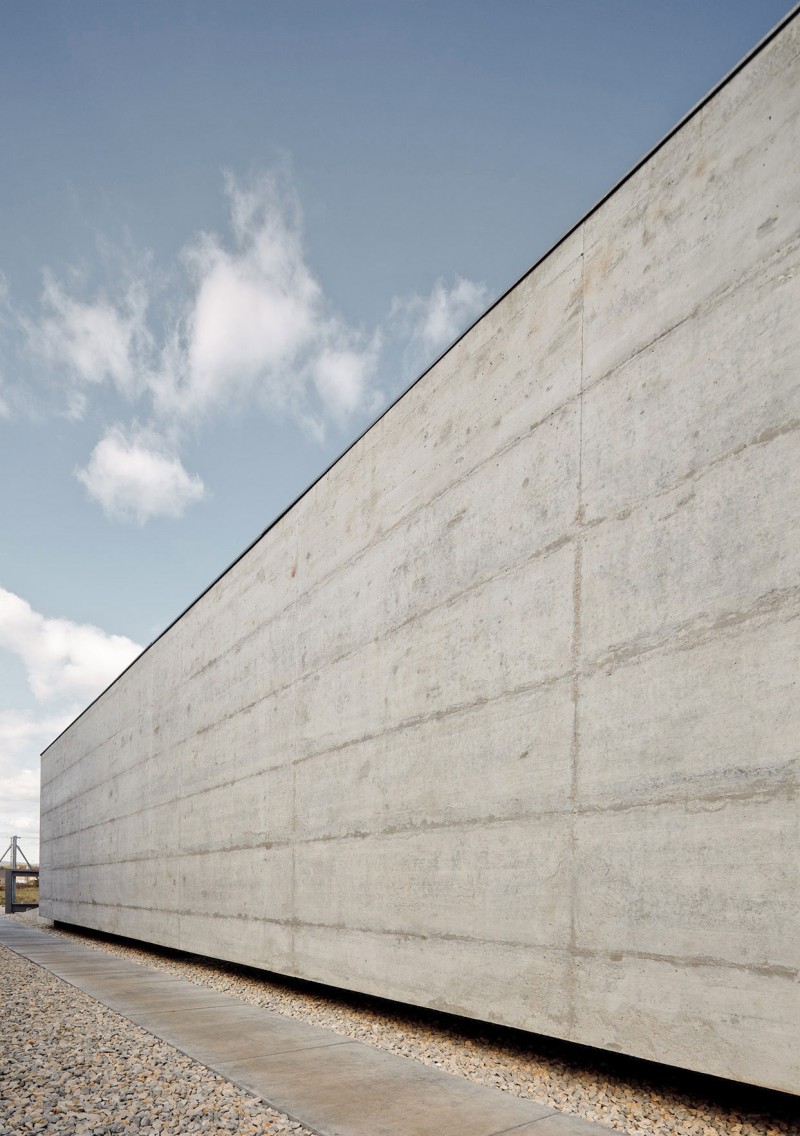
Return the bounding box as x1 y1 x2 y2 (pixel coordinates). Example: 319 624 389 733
168 177 322 415
150 173 379 429
76 426 205 524
26 272 149 408
5 170 487 524
312 343 382 427
0 585 142 703
391 276 489 379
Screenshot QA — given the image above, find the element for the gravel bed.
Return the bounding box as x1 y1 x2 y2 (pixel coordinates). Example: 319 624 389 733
0 937 315 1136
7 912 799 1136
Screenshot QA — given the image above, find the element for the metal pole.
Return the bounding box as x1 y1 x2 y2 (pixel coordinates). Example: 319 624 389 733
17 840 33 870
3 837 33 871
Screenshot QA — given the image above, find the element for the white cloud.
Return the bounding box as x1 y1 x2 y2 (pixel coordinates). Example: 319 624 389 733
0 766 39 802
26 273 149 404
392 276 489 377
10 171 488 523
75 426 205 524
313 342 382 425
151 174 377 429
0 591 140 867
0 787 40 861
0 745 47 864
0 585 141 703
0 710 75 768
0 708 75 790
183 192 319 410
0 710 74 849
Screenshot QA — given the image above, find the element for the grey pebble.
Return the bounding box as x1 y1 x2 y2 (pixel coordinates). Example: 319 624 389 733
0 928 316 1136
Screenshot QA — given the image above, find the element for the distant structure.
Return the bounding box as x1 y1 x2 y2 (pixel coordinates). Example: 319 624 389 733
2 836 39 914
1 836 35 871
41 9 800 1095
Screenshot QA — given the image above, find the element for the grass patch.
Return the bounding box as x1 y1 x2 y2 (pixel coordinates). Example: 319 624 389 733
0 876 39 907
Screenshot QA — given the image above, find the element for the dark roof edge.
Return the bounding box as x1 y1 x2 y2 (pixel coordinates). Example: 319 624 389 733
42 1 800 757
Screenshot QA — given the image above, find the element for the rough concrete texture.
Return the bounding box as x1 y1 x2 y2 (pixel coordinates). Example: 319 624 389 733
41 10 800 1094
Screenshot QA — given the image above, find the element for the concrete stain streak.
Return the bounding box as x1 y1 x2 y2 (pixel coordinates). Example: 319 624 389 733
50 765 798 864
589 583 800 674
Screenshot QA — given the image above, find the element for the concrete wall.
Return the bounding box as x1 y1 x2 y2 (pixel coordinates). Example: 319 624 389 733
41 11 800 1095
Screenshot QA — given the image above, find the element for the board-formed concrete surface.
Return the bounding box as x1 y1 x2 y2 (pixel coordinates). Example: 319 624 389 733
41 8 800 1095
0 920 610 1136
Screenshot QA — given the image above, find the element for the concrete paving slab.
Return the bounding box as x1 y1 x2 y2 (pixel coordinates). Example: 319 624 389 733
214 1040 555 1136
1 947 94 964
47 962 147 979
6 944 121 962
0 936 89 955
510 1116 615 1136
3 941 81 951
74 976 232 1014
19 945 141 963
126 1001 353 1065
41 954 140 968
0 932 144 975
6 931 59 939
0 920 613 1136
0 934 75 949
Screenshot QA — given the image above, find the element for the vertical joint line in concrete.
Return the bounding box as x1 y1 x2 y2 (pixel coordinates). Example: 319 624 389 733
571 228 586 797
290 522 300 968
177 642 184 950
566 227 587 1035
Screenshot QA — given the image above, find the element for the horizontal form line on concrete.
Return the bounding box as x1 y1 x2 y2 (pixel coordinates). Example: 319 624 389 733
45 910 799 984
42 582 800 819
44 765 796 859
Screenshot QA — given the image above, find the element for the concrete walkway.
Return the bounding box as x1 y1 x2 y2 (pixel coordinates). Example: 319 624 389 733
0 920 609 1136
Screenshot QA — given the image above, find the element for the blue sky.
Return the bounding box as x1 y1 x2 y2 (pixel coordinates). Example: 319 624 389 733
0 0 793 863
